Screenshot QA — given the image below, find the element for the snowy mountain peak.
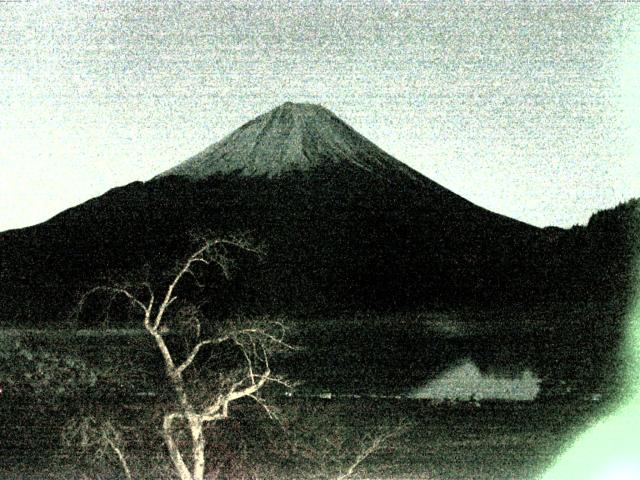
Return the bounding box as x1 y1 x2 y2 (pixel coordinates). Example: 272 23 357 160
159 102 423 181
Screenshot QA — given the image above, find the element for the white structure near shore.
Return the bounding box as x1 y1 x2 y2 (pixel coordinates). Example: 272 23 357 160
409 360 541 401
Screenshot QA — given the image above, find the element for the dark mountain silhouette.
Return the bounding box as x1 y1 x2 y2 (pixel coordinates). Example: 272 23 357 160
1 102 558 325
551 198 639 303
1 102 637 395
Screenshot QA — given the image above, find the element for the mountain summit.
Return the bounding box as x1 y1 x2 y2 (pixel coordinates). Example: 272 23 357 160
1 101 554 329
160 102 422 181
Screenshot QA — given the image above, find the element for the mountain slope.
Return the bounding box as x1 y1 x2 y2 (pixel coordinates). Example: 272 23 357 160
0 102 583 327
160 102 425 183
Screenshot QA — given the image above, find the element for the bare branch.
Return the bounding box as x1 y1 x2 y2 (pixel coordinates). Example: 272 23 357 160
336 423 409 480
74 235 288 480
152 236 262 332
62 415 133 480
174 336 230 376
248 393 281 422
154 242 210 330
77 285 151 321
104 435 133 480
234 337 256 386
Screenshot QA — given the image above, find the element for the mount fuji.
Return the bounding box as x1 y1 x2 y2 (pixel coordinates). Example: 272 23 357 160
0 103 624 328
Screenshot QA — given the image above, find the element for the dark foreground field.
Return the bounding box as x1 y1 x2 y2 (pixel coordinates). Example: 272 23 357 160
0 302 625 480
0 393 609 480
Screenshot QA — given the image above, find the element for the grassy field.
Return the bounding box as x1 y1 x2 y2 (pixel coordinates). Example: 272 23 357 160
0 390 610 479
0 301 627 479
290 396 609 480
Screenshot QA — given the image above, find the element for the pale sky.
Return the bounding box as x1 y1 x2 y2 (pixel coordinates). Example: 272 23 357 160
1 0 639 232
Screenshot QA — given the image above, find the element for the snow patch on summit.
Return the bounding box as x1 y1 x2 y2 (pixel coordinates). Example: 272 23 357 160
159 102 423 182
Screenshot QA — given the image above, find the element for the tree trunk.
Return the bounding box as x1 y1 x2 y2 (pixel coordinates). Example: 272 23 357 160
190 415 206 480
163 413 194 480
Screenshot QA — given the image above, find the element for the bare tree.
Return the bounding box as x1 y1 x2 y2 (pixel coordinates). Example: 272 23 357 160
288 403 410 480
77 237 294 480
62 414 133 480
335 424 406 480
